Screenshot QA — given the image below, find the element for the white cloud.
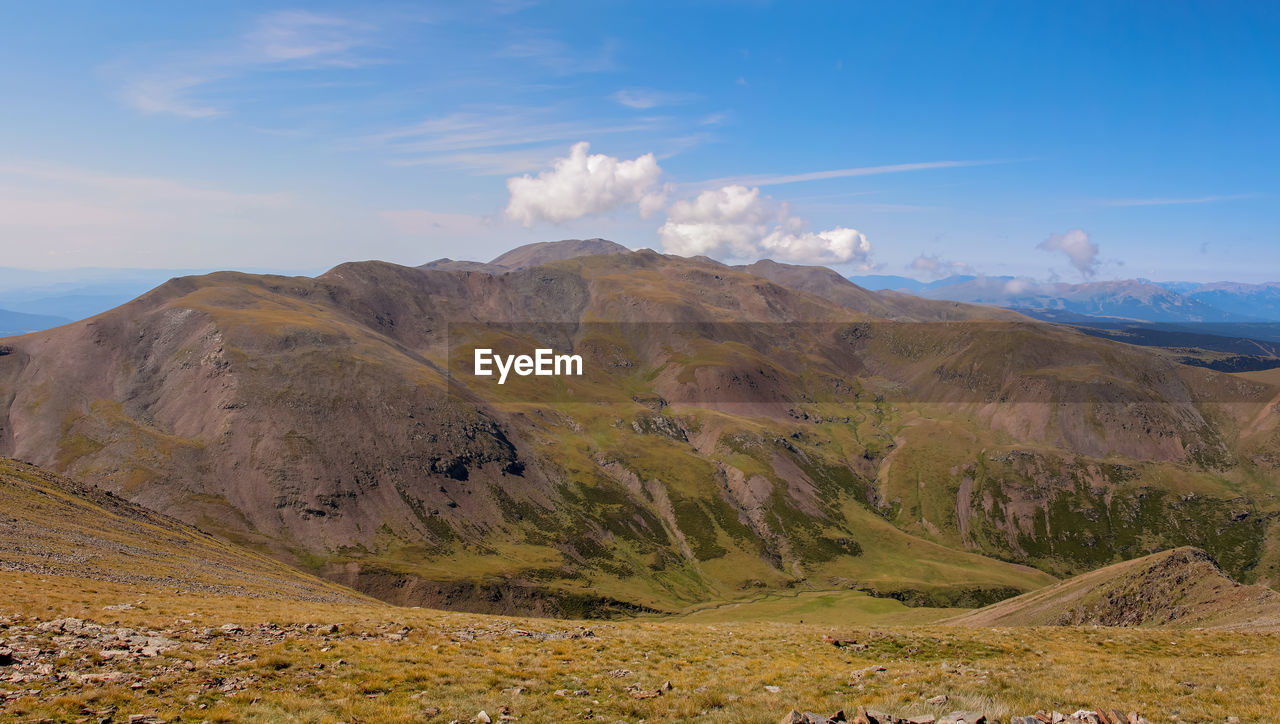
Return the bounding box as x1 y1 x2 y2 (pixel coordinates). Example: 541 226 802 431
909 253 974 279
1002 278 1036 295
504 142 668 225
658 185 872 267
1038 228 1099 278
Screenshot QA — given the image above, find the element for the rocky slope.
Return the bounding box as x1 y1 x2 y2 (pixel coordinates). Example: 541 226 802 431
947 547 1280 630
1 241 1278 613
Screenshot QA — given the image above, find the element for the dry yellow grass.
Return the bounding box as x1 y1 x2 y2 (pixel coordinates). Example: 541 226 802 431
2 571 1278 723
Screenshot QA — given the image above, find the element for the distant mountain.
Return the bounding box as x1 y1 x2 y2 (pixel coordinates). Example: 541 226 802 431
1184 282 1280 321
0 308 71 336
421 238 631 273
0 266 317 326
845 274 928 292
910 277 1280 324
845 274 978 292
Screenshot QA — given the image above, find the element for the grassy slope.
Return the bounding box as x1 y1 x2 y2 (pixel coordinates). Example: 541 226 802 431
3 571 1279 723
0 457 370 603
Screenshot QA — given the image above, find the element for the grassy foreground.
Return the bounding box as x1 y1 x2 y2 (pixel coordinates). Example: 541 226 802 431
2 572 1278 723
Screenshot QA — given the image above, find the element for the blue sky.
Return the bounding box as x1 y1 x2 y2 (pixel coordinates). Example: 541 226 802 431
0 1 1276 282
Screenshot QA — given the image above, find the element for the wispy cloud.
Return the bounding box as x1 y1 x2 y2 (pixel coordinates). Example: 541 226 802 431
113 10 381 118
1102 193 1262 207
698 159 1008 188
496 36 617 74
611 87 698 109
364 109 672 174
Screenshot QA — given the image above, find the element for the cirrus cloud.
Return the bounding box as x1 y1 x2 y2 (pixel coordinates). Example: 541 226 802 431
504 142 669 225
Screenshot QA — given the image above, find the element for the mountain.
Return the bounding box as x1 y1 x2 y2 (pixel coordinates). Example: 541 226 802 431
421 238 630 274
846 274 980 293
914 278 1263 323
1183 282 1280 321
845 274 929 292
948 547 1280 630
912 276 1280 325
0 456 367 602
2 241 1279 615
740 261 1022 321
0 308 71 336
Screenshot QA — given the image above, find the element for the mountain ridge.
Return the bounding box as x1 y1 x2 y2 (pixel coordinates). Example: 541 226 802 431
2 240 1278 615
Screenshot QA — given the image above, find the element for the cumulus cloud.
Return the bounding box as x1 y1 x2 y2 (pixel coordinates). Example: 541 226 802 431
1038 228 1099 277
658 185 872 266
909 253 974 279
504 142 668 226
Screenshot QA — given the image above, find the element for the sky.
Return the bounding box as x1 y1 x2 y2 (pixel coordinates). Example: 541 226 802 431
0 1 1277 282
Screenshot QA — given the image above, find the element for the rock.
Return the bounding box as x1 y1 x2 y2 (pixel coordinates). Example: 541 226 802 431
660 680 673 691
907 717 937 724
927 695 948 706
764 685 782 693
476 711 491 723
0 648 14 666
780 712 834 724
219 623 243 634
938 713 985 724
852 707 893 724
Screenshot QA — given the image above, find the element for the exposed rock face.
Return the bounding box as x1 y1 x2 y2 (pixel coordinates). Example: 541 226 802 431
1 244 1277 612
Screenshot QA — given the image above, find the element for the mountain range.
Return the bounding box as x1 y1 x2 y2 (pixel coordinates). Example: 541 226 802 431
852 274 1280 324
2 239 1279 616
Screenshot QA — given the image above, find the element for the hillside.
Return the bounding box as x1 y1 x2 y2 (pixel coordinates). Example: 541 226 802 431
947 547 1280 630
2 241 1279 615
0 457 368 603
